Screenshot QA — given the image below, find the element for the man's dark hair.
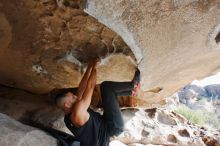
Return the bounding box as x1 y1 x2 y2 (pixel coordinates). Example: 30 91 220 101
54 88 78 105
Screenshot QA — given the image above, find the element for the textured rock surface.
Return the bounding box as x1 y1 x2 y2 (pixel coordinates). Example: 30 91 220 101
85 0 220 97
0 85 72 134
0 0 136 94
113 108 220 146
33 107 220 146
1 0 220 97
0 113 57 146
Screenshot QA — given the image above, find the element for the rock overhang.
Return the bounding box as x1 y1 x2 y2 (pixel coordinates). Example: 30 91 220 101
0 0 220 97
0 0 137 94
84 0 220 98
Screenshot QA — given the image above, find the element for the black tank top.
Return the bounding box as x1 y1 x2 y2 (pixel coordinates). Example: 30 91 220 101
64 108 109 146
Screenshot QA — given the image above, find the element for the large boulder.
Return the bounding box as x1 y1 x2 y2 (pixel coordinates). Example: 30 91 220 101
1 0 220 97
0 113 58 146
84 0 220 97
0 0 136 94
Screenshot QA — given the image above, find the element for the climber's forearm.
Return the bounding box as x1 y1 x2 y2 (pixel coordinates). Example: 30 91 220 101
76 61 96 99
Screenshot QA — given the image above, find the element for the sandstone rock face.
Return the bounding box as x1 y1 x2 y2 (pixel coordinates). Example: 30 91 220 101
1 1 220 144
0 0 136 94
113 108 220 146
0 113 57 146
1 0 220 97
85 0 220 97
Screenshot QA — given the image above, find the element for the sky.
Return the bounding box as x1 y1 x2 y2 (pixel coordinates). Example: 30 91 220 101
191 72 220 87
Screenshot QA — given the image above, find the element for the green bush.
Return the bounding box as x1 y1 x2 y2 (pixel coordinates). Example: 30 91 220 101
174 105 220 129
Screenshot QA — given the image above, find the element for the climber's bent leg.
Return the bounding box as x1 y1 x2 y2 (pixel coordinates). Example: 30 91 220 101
100 81 132 136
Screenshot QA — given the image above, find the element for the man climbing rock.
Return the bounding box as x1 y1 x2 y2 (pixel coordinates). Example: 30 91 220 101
55 59 140 146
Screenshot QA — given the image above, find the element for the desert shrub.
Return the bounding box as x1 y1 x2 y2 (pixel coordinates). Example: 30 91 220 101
174 105 220 129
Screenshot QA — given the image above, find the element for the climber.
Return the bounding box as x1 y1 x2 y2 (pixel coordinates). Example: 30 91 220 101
54 59 140 146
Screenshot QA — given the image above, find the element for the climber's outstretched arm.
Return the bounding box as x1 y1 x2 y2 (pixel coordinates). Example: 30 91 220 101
71 61 98 127
76 60 96 100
